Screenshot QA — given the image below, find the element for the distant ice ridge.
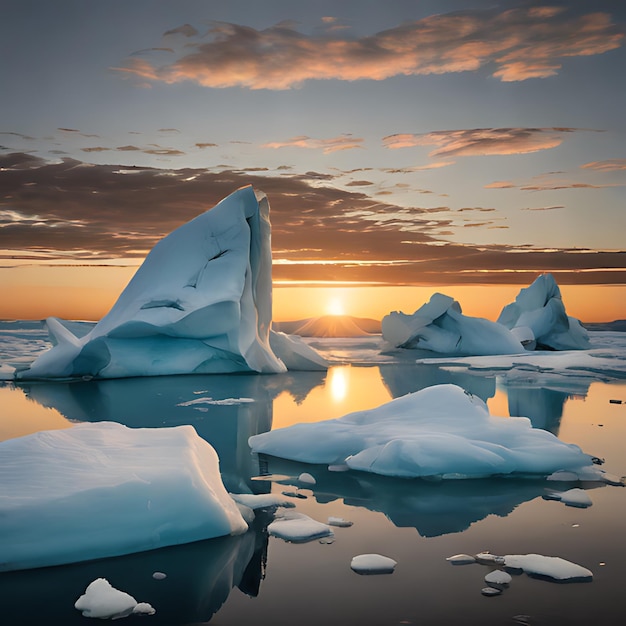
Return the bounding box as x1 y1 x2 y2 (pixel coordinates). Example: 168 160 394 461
381 274 589 356
0 422 248 571
249 384 599 479
14 186 326 380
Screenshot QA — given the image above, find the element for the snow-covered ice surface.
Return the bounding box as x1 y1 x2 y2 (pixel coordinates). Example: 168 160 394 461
250 383 599 479
267 511 333 543
503 554 593 581
350 554 397 574
498 274 590 351
74 578 155 619
10 186 326 380
382 292 524 355
0 422 248 571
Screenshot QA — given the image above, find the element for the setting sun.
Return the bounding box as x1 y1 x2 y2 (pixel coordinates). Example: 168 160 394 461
326 297 345 317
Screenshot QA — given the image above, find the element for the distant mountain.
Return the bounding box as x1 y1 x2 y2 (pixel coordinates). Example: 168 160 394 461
273 315 382 337
583 320 626 332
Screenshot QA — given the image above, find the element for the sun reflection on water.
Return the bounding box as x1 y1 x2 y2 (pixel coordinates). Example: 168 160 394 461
329 366 349 403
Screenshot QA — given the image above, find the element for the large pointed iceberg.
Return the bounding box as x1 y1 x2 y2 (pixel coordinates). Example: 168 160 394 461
15 186 326 379
382 293 524 355
0 422 248 571
249 384 598 479
497 273 590 350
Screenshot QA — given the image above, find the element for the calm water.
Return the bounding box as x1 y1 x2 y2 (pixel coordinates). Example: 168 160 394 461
1 325 625 625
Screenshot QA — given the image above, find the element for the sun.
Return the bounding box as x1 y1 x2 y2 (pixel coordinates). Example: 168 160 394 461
326 297 345 316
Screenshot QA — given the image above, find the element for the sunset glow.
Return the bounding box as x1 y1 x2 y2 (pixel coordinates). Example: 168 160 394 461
0 0 624 324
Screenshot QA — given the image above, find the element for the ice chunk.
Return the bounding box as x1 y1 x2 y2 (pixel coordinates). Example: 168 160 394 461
15 186 326 380
551 488 593 508
74 578 155 619
481 586 502 596
152 572 167 580
497 274 590 350
446 554 477 565
0 422 248 571
267 511 333 543
230 492 294 509
503 554 593 581
328 516 353 527
485 570 512 585
298 472 317 485
382 292 523 356
350 554 397 574
250 384 595 479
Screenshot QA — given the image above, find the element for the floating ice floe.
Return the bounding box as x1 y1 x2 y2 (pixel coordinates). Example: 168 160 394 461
328 516 353 527
498 273 590 351
0 422 248 571
350 554 397 574
485 570 512 585
14 186 326 380
298 472 317 485
382 292 524 356
267 511 333 543
74 578 155 619
229 492 294 509
545 488 593 508
503 554 593 581
250 384 600 479
446 554 477 565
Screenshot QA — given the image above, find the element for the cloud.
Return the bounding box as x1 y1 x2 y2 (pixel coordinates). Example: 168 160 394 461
113 6 624 89
383 127 577 157
0 152 623 285
261 134 364 154
195 142 218 149
581 159 626 171
522 205 565 211
487 171 625 191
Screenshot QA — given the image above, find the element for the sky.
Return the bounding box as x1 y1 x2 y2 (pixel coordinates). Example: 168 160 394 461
1 0 625 321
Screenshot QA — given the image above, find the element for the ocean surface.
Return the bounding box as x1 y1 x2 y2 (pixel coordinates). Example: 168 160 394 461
1 321 626 625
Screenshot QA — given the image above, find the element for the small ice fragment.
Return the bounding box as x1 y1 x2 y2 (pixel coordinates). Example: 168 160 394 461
319 537 335 544
268 512 333 543
328 464 350 472
481 586 502 596
599 472 626 486
298 472 316 485
446 554 476 565
559 488 592 508
475 552 505 565
503 554 592 581
133 602 156 615
572 524 580 528
74 578 151 619
609 399 623 404
484 570 512 585
230 492 294 509
328 516 353 527
350 554 397 575
547 470 579 482
152 571 167 580
599 562 606 566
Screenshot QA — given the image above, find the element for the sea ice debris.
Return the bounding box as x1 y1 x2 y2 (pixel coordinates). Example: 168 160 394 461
230 492 294 509
503 554 593 581
485 570 512 585
268 512 333 543
350 554 397 574
74 578 155 619
298 472 316 485
557 488 593 508
446 554 477 565
327 516 353 527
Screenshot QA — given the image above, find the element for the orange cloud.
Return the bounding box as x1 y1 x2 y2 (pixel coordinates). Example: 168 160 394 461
383 128 574 158
261 134 364 154
114 6 624 89
581 159 626 171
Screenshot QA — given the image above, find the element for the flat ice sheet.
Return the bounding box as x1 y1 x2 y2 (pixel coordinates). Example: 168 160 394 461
0 422 248 571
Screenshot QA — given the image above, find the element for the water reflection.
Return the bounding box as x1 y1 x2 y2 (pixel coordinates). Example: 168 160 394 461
0 512 272 626
18 371 325 493
378 362 593 434
259 456 559 538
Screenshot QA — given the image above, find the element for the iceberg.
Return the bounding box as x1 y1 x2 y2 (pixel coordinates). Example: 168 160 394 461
249 384 598 479
15 186 326 380
382 293 524 356
0 422 248 571
497 273 590 350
